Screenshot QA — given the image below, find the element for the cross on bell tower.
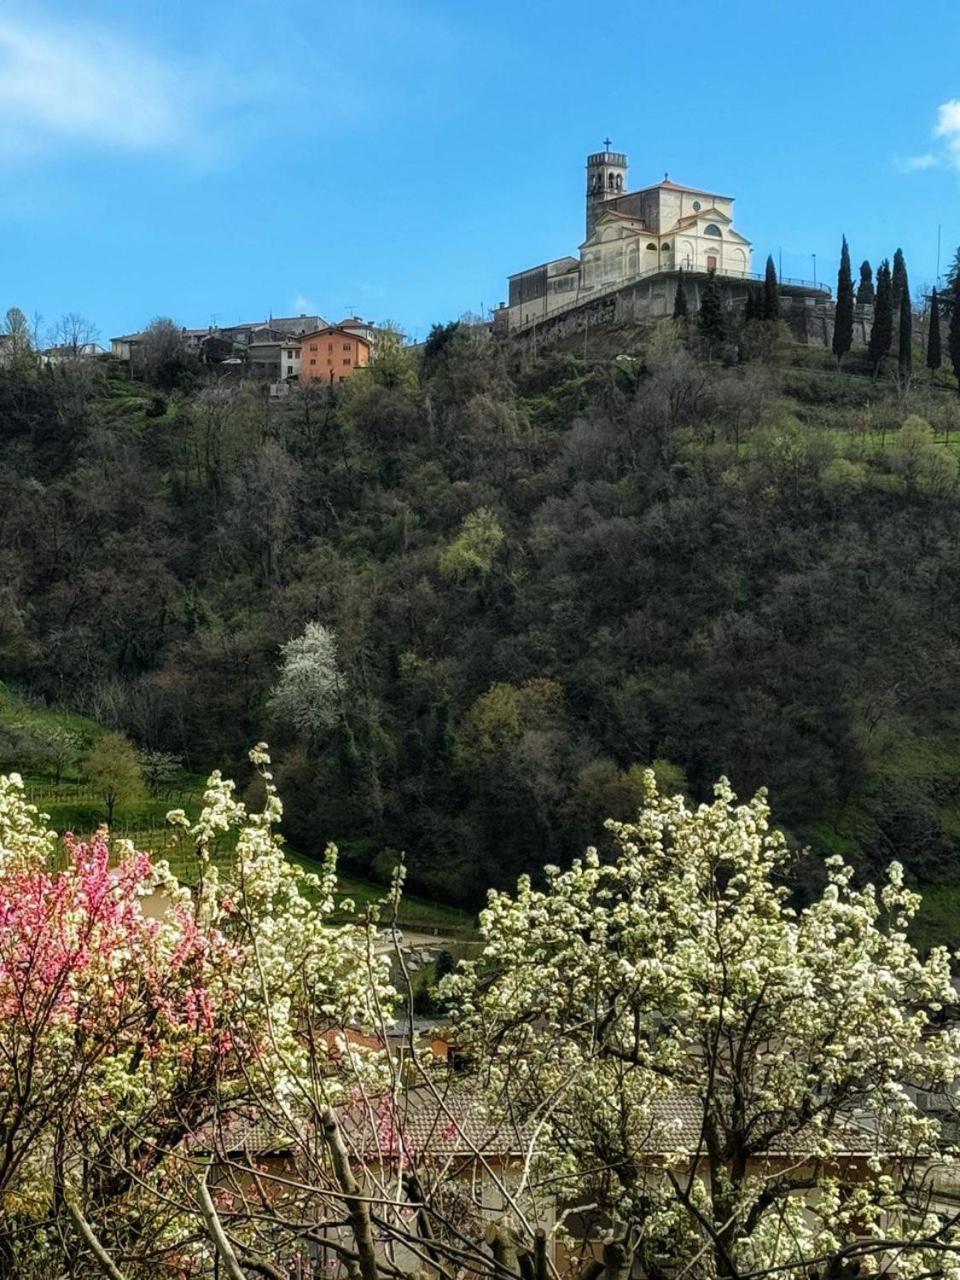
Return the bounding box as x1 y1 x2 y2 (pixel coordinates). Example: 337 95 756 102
585 142 628 239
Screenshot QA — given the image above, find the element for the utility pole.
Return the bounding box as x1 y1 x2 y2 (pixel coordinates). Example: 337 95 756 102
937 224 942 284
812 253 817 288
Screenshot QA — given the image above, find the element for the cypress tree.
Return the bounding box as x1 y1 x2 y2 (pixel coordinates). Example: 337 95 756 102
868 259 893 375
856 260 875 305
673 268 688 319
698 271 726 353
927 289 942 373
763 255 780 321
949 274 960 394
891 248 908 314
832 235 854 366
898 272 912 381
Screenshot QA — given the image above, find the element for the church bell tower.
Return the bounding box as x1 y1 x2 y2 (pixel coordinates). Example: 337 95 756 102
586 141 628 239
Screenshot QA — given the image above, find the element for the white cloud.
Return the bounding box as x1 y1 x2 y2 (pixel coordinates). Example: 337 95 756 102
934 98 960 167
0 17 187 152
0 13 272 162
897 152 940 173
902 98 960 175
292 294 317 315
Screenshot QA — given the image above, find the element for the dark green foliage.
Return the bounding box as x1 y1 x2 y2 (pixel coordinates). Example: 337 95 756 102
892 248 908 314
950 275 960 392
856 261 875 305
901 275 911 378
673 269 688 319
763 256 780 321
744 287 763 323
928 289 942 372
4 321 960 927
698 272 725 349
833 236 854 365
868 259 893 373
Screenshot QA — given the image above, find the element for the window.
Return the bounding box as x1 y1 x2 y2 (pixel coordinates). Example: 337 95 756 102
328 343 333 351
343 358 351 366
309 358 316 365
343 343 351 350
692 200 701 211
646 243 658 251
287 349 295 358
309 344 317 352
707 255 718 271
704 224 722 237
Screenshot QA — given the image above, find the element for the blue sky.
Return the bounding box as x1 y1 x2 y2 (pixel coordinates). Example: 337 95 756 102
2 0 959 343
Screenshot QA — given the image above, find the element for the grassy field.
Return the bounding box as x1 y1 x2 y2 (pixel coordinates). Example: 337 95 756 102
0 682 473 936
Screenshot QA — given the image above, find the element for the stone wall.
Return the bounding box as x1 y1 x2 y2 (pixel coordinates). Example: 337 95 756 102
498 272 874 357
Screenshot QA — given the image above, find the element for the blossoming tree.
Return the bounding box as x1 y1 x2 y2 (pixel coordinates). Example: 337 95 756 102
444 774 960 1280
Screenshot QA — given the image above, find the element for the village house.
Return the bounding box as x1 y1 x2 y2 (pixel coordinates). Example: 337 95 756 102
298 322 372 385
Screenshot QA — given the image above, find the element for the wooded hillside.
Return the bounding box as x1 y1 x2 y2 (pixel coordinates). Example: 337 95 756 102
3 322 960 937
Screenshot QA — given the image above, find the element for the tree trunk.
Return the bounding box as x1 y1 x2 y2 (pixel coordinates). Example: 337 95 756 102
322 1106 379 1280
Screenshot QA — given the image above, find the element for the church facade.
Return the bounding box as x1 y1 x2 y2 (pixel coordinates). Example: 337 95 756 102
498 145 753 331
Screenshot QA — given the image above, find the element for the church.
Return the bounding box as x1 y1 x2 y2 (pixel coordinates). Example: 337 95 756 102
498 143 753 331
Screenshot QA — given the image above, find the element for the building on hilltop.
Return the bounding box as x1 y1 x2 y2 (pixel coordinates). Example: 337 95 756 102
496 143 754 332
298 323 372 385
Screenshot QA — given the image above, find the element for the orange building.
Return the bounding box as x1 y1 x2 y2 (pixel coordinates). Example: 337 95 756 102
298 324 371 384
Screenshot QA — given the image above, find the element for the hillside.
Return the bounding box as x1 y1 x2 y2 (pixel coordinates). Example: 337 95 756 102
2 321 960 945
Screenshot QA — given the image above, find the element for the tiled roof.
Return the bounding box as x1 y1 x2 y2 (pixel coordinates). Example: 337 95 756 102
196 1089 886 1163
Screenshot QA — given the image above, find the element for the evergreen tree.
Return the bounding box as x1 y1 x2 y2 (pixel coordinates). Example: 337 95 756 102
947 246 960 292
928 288 942 373
901 252 911 376
868 259 893 375
949 274 960 394
698 271 726 352
899 279 913 381
744 286 762 323
763 255 780 321
832 235 854 366
673 268 688 319
892 248 908 313
856 260 875 305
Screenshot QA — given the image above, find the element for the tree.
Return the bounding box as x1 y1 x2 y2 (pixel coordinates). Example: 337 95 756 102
946 244 960 292
698 270 726 352
673 268 688 319
438 507 505 582
899 277 913 381
47 312 99 359
84 730 145 824
868 257 893 374
762 254 780 320
832 235 854 366
856 259 874 304
137 317 197 390
137 748 183 793
445 773 960 1280
950 273 960 394
3 306 33 359
269 621 342 740
33 724 83 785
891 246 908 313
928 288 943 372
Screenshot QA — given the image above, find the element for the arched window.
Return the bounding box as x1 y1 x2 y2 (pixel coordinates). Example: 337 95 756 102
608 172 616 189
704 224 722 237
661 242 672 253
646 243 658 251
615 174 622 190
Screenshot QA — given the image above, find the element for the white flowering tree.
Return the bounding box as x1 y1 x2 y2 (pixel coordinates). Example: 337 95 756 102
444 775 960 1280
269 621 342 740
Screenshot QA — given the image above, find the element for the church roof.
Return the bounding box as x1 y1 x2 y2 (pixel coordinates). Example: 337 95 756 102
646 178 734 200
